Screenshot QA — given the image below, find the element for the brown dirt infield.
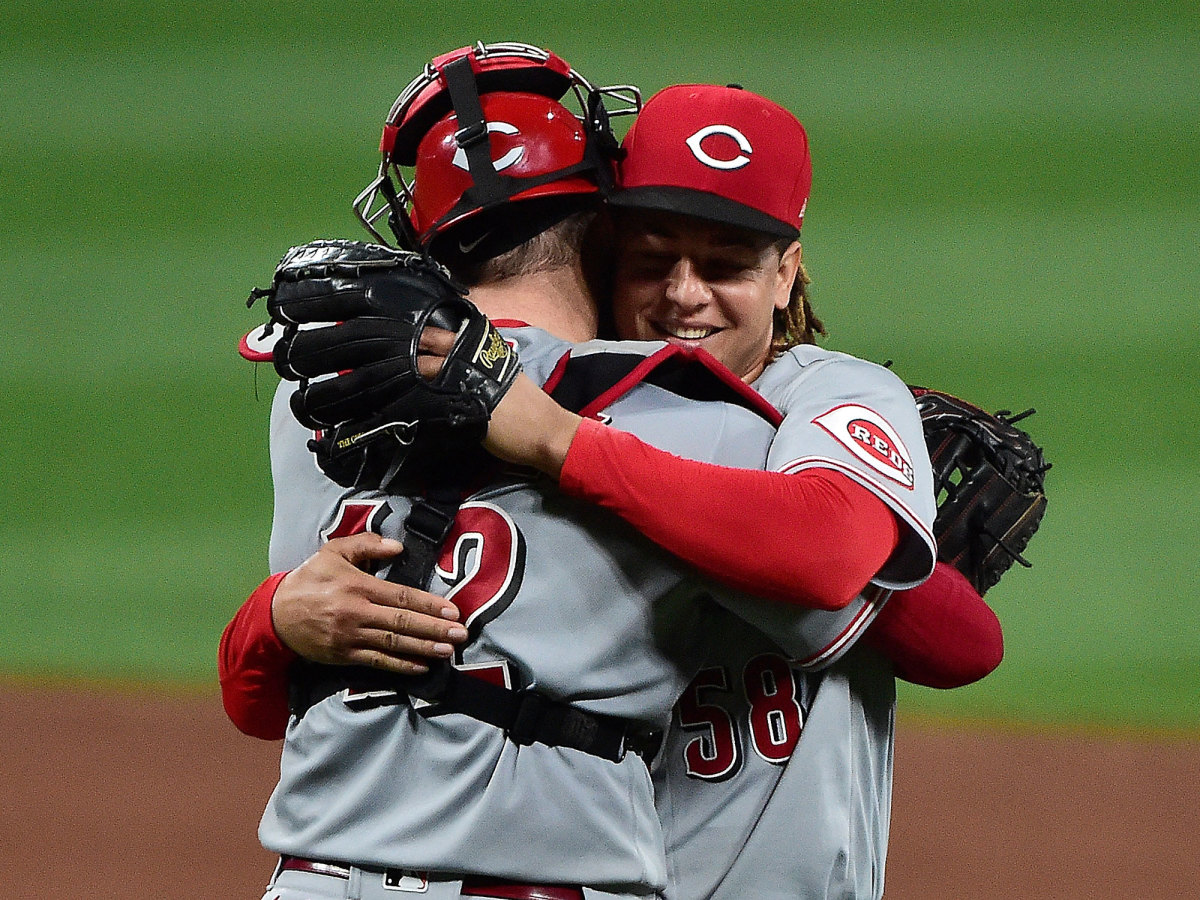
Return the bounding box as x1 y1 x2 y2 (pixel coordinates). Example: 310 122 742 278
2 682 1196 899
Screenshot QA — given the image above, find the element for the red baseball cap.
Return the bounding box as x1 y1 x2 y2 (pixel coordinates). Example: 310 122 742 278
611 84 811 239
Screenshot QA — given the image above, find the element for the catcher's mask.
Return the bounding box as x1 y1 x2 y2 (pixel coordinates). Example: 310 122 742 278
353 41 640 253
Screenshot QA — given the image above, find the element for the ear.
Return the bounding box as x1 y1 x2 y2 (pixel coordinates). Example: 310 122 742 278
773 241 803 311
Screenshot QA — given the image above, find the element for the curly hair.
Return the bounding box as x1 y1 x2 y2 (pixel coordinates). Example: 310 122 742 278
772 239 825 353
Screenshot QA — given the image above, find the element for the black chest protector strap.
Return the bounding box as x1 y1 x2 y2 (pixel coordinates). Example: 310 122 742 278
294 659 662 764
385 486 463 590
287 487 462 718
286 485 661 763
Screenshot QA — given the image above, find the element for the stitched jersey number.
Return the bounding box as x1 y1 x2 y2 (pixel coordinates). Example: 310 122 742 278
744 654 804 763
323 498 525 635
677 653 805 780
676 666 741 781
435 501 526 635
326 499 522 709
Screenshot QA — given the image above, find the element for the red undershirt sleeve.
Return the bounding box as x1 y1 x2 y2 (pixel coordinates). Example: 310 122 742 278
218 572 296 740
559 418 901 611
865 561 1004 688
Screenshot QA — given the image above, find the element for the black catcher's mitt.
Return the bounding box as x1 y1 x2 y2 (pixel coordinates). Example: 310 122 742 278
249 239 522 489
912 388 1050 595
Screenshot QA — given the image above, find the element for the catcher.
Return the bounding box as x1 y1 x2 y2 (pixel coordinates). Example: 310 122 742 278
223 54 1049 900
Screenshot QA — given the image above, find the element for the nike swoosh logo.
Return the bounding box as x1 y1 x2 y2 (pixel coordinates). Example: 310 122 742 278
458 231 491 254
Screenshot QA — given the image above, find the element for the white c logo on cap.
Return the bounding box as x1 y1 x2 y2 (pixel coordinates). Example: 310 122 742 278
452 121 525 172
685 124 753 170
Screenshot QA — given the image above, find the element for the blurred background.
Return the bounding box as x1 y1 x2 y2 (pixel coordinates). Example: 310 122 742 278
2 0 1196 733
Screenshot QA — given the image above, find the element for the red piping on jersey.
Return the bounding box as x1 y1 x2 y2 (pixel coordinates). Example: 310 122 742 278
577 346 680 419
680 346 783 427
794 586 887 669
573 345 783 426
541 350 574 396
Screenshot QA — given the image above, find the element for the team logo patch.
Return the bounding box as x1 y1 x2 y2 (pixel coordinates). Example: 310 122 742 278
685 124 753 170
813 404 915 489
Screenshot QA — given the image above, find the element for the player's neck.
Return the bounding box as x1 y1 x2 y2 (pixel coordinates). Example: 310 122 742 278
468 263 598 343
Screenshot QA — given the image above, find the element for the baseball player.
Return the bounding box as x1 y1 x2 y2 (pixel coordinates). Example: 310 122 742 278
444 83 997 898
227 49 932 900
222 53 1001 899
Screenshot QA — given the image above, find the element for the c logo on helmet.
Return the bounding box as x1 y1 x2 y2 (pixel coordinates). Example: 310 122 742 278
452 121 525 172
685 124 753 170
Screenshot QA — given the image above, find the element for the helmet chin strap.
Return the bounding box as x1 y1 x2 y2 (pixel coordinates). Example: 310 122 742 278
441 56 507 207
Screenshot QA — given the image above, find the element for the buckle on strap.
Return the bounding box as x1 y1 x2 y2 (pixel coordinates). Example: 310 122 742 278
404 496 459 545
508 689 660 763
508 688 550 747
621 726 664 763
454 120 489 149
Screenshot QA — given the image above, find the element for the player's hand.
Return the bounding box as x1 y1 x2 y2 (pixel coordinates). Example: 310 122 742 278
417 327 582 478
271 532 468 675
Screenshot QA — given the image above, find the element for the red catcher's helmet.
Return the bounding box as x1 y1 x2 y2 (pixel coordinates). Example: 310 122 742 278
408 92 596 238
353 41 640 251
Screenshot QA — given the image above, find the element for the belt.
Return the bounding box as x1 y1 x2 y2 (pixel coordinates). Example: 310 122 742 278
279 857 584 900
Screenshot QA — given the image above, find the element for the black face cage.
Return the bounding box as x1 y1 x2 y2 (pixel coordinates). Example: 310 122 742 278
352 42 641 249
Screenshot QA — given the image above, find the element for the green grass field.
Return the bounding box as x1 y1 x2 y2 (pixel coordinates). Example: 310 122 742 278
2 1 1197 731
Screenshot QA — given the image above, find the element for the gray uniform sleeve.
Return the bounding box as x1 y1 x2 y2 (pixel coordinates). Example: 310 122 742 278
267 380 352 573
754 347 937 590
708 585 889 671
501 324 575 384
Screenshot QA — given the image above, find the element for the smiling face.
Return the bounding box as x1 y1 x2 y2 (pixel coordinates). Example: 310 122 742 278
611 209 802 383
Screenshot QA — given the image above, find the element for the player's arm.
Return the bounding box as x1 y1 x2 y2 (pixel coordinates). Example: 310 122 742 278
219 533 468 740
219 572 295 739
560 418 901 610
487 357 1011 689
482 375 900 612
479 365 1004 686
864 562 1004 688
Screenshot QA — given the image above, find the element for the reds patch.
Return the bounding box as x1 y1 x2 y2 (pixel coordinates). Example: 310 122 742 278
813 404 915 489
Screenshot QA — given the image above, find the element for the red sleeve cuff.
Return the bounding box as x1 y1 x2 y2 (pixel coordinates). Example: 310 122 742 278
218 571 297 740
866 562 1004 689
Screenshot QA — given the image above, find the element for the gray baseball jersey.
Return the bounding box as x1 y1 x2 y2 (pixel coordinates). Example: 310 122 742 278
653 345 936 900
259 327 879 893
